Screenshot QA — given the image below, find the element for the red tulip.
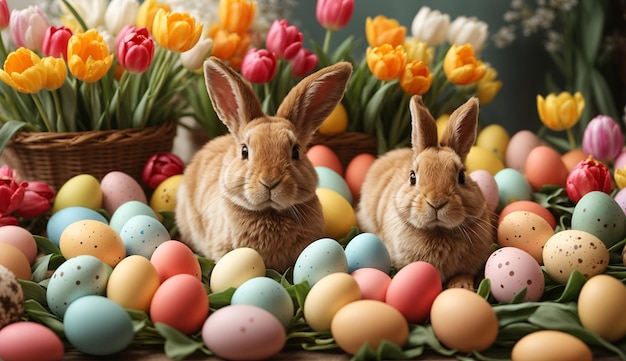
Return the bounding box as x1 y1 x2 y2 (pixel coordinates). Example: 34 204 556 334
289 47 318 77
240 48 278 84
316 0 354 31
582 115 625 164
0 0 10 30
0 176 25 217
16 181 55 218
142 152 185 189
265 19 303 60
565 157 613 203
117 25 155 74
41 25 73 59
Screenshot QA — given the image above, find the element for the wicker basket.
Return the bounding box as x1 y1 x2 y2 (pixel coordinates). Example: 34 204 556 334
310 131 378 169
1 121 177 191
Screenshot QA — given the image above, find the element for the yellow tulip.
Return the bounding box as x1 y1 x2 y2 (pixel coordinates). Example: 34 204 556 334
219 0 256 35
136 0 171 32
403 38 434 66
152 9 202 53
536 91 585 131
615 167 626 189
366 44 407 81
476 66 502 105
67 29 114 83
443 43 486 85
399 60 433 95
365 15 406 48
40 56 67 90
0 47 46 93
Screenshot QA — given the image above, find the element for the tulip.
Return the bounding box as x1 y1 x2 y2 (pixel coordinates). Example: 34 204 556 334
0 0 10 29
0 216 18 226
117 26 155 74
399 60 433 95
219 0 256 35
289 47 318 77
0 177 25 217
142 152 185 189
403 38 434 66
181 32 213 72
476 66 502 105
10 6 49 50
265 19 303 60
615 167 626 189
447 15 489 53
0 165 13 178
582 115 625 164
40 57 67 90
366 44 407 82
16 181 54 218
225 32 252 70
105 0 140 36
152 9 202 53
60 0 108 30
565 157 613 203
240 48 278 84
67 29 114 83
410 7 450 46
0 48 47 93
136 0 170 31
365 15 406 48
41 26 73 59
316 0 354 31
537 91 585 136
208 25 242 62
443 43 486 85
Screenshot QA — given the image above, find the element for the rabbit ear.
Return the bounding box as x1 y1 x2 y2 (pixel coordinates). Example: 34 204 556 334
204 57 265 136
409 95 438 152
276 62 352 141
440 97 479 162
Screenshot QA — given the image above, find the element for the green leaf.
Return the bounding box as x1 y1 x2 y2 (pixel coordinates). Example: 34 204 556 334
579 0 605 63
554 270 587 303
19 279 48 306
208 287 234 310
0 119 27 153
155 322 206 360
476 278 491 300
22 299 65 337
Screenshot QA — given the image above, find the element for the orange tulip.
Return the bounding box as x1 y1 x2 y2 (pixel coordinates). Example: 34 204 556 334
0 47 46 93
40 56 67 90
399 60 433 95
67 29 114 83
476 66 502 105
442 43 486 85
152 9 202 53
219 0 256 35
366 44 406 81
209 24 242 62
136 0 171 32
365 15 406 48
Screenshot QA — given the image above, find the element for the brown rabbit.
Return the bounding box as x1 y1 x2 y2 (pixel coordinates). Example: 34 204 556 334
176 57 352 272
356 95 495 286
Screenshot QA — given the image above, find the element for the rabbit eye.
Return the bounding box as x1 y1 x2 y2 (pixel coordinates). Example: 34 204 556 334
458 170 465 185
409 170 416 186
292 144 300 160
241 144 249 159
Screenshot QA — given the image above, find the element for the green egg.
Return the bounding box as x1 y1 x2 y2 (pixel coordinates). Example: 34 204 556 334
571 191 626 248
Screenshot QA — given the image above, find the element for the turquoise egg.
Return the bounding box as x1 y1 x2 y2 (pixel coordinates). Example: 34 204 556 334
46 207 108 246
571 191 626 248
119 214 170 258
344 233 391 274
109 200 157 234
494 168 532 211
231 277 294 328
293 238 347 287
315 166 352 204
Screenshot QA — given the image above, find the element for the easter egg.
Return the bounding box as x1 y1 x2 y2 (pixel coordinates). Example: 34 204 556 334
493 168 532 211
577 274 626 342
0 265 24 329
385 261 441 323
59 220 126 267
316 188 357 239
476 123 509 161
109 200 158 234
210 247 266 293
498 200 556 230
100 171 147 215
350 268 391 302
466 145 505 175
524 145 568 191
46 206 108 246
316 166 352 204
505 130 541 173
0 225 37 264
484 247 545 302
0 322 64 361
561 148 588 172
318 102 348 135
344 153 376 201
150 240 202 283
149 174 183 213
344 232 390 274
469 169 499 212
511 330 593 361
0 243 31 280
119 214 170 258
303 272 361 331
497 211 554 264
150 274 209 335
307 144 343 176
107 255 161 312
293 237 348 287
571 191 626 248
52 174 103 213
231 277 294 328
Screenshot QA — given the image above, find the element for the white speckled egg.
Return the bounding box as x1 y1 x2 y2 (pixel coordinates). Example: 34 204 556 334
0 265 24 328
100 171 147 215
293 238 348 287
231 277 294 328
484 247 545 302
470 169 499 212
119 214 170 258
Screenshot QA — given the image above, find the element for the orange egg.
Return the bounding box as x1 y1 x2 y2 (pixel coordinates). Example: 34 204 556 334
0 243 31 280
524 145 568 191
561 148 588 172
344 153 376 202
498 200 557 229
307 144 343 176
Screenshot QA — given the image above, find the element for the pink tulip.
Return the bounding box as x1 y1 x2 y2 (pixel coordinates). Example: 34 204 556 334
10 6 49 50
241 48 278 84
0 176 25 217
289 47 318 77
0 0 10 30
142 152 185 189
316 0 354 31
0 216 19 226
0 165 14 178
265 19 303 60
565 157 613 203
16 181 54 218
41 25 73 59
117 25 155 74
582 115 625 164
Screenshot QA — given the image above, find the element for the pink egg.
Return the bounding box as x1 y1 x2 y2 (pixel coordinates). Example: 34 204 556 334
614 188 626 216
351 268 391 301
307 144 343 176
345 153 376 202
150 274 209 335
484 247 545 303
0 321 64 361
385 261 442 323
505 130 541 173
469 169 499 212
150 240 202 283
0 225 37 264
100 171 148 215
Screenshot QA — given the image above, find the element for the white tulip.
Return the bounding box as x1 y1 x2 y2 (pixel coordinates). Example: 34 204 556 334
411 6 450 46
180 33 214 72
105 0 140 36
447 15 489 53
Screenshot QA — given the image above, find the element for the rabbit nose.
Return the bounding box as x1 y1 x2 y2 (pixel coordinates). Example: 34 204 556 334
427 199 448 210
259 178 281 190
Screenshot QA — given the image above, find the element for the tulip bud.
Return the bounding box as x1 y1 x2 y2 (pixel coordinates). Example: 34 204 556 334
289 48 318 77
116 26 155 74
265 19 303 60
316 0 354 31
476 66 502 105
0 177 26 217
365 15 406 48
240 48 278 84
442 43 486 85
16 181 55 218
181 33 214 72
142 152 185 189
447 15 488 53
10 6 49 50
105 0 140 36
410 6 450 46
0 216 19 226
565 157 613 203
42 26 73 59
399 59 433 95
0 0 10 30
582 115 625 164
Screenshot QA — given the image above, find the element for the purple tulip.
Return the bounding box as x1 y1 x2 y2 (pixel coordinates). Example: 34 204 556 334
582 115 625 164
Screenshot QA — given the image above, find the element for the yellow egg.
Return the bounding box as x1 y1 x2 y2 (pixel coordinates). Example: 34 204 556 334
59 220 126 267
209 247 266 293
150 174 183 213
106 255 161 312
52 174 103 213
436 114 449 141
304 272 361 331
476 124 510 161
466 146 505 175
577 274 626 341
511 330 592 361
316 188 357 239
318 102 348 135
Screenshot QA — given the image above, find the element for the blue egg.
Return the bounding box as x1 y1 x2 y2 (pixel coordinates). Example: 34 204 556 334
46 206 108 246
120 214 170 258
344 233 391 274
293 238 347 287
494 168 532 211
109 200 157 234
231 277 294 328
315 166 352 204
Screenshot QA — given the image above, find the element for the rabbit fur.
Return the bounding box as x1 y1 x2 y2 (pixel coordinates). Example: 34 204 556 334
356 95 495 285
176 57 352 273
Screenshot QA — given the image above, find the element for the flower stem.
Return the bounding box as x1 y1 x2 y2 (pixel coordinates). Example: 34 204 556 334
323 29 333 55
0 32 8 63
566 127 577 150
31 93 54 131
51 90 65 131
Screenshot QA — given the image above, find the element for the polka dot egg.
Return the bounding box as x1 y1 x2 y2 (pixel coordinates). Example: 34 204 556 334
484 247 545 302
